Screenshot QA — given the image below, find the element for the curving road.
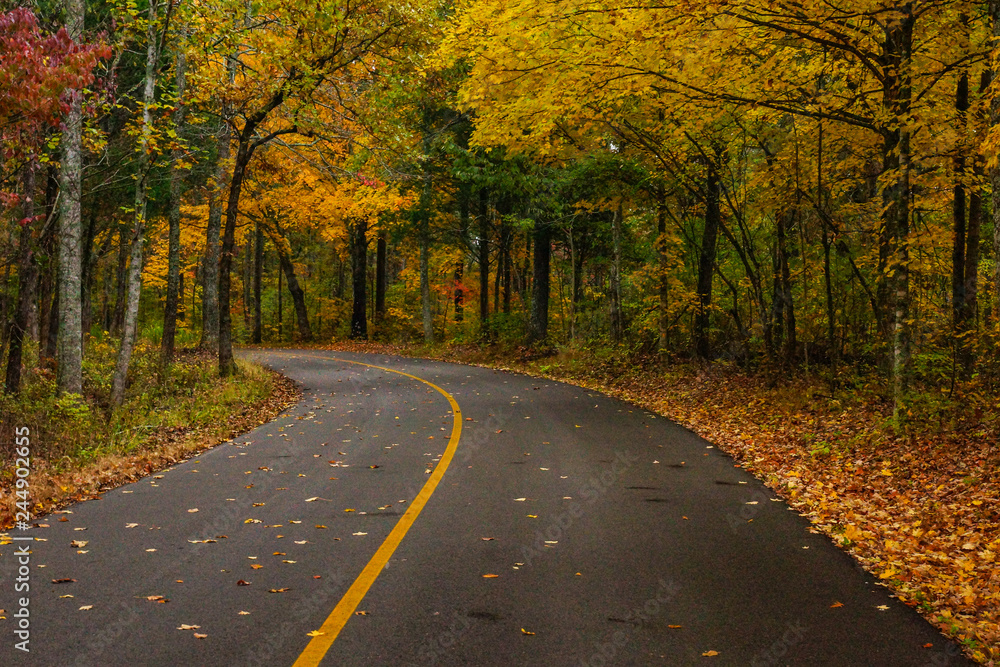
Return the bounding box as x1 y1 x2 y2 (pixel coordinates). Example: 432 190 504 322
0 350 971 666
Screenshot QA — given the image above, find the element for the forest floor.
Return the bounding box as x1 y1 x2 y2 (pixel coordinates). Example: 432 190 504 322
0 346 300 530
307 339 1000 665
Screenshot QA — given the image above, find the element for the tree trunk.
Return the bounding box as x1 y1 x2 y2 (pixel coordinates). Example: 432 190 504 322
252 222 263 344
952 67 969 356
609 205 624 343
162 35 187 363
527 220 551 344
200 126 227 349
657 188 669 353
45 287 59 363
239 242 251 335
80 210 96 344
478 189 490 335
375 230 387 321
111 0 160 407
695 164 721 359
883 9 915 417
420 227 433 342
273 234 312 342
111 227 128 336
56 0 86 395
5 163 38 394
350 218 368 339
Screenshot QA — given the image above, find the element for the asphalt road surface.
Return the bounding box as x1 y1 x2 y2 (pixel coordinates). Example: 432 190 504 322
0 350 972 666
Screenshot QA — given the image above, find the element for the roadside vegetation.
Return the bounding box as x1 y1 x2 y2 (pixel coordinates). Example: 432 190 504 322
0 339 298 528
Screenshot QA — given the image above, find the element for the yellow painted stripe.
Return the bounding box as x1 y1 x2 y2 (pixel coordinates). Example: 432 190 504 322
276 353 462 667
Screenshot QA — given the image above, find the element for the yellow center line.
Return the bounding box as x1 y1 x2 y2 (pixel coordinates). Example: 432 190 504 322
269 352 462 667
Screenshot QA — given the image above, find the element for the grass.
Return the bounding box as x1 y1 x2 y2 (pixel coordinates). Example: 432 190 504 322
0 339 298 527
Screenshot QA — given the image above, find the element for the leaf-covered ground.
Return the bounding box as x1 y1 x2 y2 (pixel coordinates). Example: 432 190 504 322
315 340 1000 664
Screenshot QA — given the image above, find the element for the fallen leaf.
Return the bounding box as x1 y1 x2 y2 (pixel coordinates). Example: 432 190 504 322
251 565 263 570
59 595 74 599
237 580 251 586
668 625 682 629
355 611 368 616
520 628 535 635
177 625 201 630
830 601 844 608
193 633 207 639
306 630 325 637
70 540 88 548
481 537 495 541
52 579 76 584
702 650 719 657
187 509 199 513
79 605 93 611
482 574 499 578
268 588 290 593
238 611 250 615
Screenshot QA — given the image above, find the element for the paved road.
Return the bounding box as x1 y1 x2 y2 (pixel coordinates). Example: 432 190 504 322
0 350 971 666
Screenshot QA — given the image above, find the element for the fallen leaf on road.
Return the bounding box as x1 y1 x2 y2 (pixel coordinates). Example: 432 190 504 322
702 650 719 657
353 532 367 536
514 498 526 502
177 625 200 630
251 565 263 570
268 588 290 593
282 560 296 564
187 509 199 513
146 595 167 602
146 549 157 552
520 628 535 635
59 595 74 599
830 602 844 608
79 605 93 611
668 625 682 629
355 611 368 616
237 580 251 586
239 611 250 615
70 540 88 548
876 605 889 611
306 630 325 637
52 579 76 584
315 525 327 529
193 633 207 639
125 523 139 528
483 574 499 578
481 537 495 541
527 515 537 518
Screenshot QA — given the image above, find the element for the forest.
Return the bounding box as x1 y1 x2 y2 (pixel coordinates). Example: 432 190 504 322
0 0 998 413
2 0 1000 661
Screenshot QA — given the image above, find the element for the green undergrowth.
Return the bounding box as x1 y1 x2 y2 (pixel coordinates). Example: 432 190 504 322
0 339 275 478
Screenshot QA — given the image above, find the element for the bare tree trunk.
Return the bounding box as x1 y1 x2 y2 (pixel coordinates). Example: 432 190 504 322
111 227 127 336
883 9 915 418
268 221 312 342
5 162 38 394
695 163 721 360
200 128 227 349
56 0 86 395
475 190 490 339
350 218 368 339
375 230 387 321
420 227 433 342
657 188 669 353
527 220 551 344
252 222 263 343
609 205 624 343
111 0 160 408
162 34 187 362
